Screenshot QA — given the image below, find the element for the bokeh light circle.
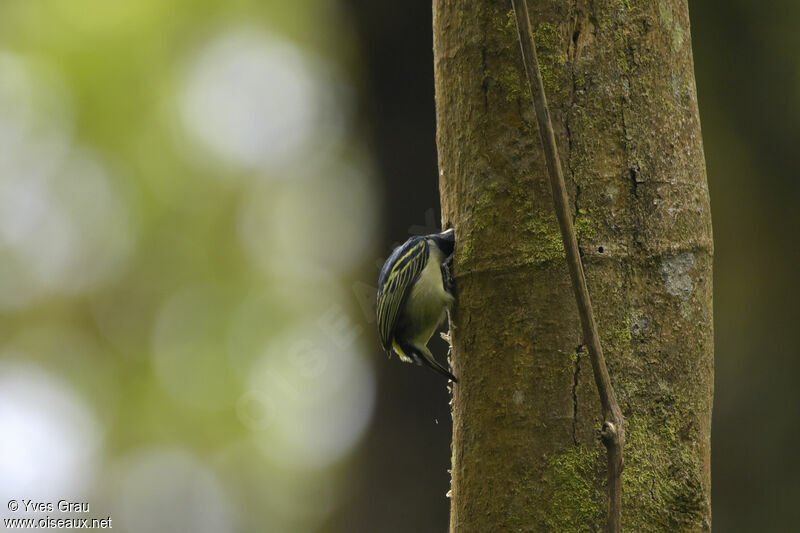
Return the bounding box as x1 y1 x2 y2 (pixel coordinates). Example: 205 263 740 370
179 28 344 172
0 52 134 308
0 362 102 504
118 448 236 533
241 324 376 470
237 160 379 279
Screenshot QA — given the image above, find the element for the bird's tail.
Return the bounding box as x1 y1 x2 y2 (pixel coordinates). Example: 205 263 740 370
407 343 458 383
391 340 414 363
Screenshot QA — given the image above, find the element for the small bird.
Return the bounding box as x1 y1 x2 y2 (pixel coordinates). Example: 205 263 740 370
376 228 457 382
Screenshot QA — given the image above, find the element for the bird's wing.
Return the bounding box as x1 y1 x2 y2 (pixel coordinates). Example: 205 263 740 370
376 238 429 350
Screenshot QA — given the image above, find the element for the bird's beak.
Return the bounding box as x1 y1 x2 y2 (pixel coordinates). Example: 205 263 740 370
434 228 455 257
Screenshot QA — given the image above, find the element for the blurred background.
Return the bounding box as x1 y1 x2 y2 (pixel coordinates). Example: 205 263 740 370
0 0 795 531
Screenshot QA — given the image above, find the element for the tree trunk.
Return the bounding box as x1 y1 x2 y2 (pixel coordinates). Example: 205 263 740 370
434 1 713 531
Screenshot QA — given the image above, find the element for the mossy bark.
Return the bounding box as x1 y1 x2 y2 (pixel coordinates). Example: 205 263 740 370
433 1 713 531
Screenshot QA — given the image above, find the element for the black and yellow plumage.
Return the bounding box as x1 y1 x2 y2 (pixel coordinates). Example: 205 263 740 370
377 229 457 382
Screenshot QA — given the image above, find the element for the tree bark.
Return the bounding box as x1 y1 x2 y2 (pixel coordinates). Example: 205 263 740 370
434 1 713 531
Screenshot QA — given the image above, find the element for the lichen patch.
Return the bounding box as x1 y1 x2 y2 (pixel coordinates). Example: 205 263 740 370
512 390 525 405
660 252 696 299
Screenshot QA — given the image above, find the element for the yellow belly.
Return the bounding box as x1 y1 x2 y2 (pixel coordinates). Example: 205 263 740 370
398 246 453 346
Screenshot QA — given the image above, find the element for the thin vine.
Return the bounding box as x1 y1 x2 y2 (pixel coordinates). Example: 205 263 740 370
510 2 625 532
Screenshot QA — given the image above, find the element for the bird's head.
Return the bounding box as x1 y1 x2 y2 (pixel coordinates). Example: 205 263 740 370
429 228 455 258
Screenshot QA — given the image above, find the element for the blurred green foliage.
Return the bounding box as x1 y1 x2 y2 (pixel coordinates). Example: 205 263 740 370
0 1 380 532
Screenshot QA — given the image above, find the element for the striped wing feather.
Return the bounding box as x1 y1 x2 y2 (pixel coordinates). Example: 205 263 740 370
377 239 429 350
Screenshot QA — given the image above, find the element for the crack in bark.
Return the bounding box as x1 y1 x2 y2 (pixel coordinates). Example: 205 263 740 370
567 0 582 257
481 46 489 113
572 344 584 445
629 163 642 198
616 12 642 254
